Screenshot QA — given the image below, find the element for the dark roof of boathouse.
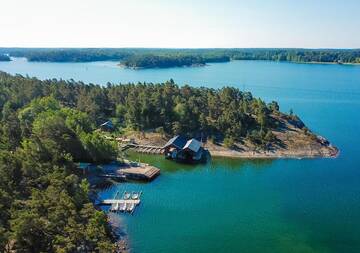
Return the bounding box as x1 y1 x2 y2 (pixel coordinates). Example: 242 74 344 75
163 135 187 149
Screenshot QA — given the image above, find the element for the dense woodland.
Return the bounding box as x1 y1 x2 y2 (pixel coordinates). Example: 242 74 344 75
0 72 119 252
0 71 286 142
1 48 359 67
121 54 230 68
0 70 303 251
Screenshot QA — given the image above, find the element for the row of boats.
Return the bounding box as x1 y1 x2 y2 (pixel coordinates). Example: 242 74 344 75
110 202 136 213
109 191 142 214
123 191 141 200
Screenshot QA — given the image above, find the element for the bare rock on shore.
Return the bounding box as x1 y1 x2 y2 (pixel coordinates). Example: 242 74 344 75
207 114 338 158
120 114 338 159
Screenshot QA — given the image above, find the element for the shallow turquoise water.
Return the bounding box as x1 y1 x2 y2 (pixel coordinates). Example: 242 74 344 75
1 59 360 253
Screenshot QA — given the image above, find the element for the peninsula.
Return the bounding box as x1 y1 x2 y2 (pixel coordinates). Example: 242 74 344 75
0 68 338 252
0 71 338 160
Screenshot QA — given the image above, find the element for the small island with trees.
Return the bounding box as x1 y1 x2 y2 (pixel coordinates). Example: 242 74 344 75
0 71 338 251
0 54 11 61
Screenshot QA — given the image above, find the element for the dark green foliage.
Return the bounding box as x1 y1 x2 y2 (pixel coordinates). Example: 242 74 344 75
0 71 280 143
223 136 235 149
228 48 360 63
0 54 10 61
122 54 206 68
0 74 117 252
0 152 115 252
7 48 131 62
121 54 230 68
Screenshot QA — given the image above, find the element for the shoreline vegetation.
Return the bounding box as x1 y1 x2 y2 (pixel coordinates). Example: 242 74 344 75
0 48 359 68
0 71 338 252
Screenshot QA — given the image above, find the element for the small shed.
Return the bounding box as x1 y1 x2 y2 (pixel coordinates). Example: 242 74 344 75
100 120 114 131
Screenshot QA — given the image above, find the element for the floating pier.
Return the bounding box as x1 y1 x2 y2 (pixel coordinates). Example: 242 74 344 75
118 164 160 181
103 191 142 214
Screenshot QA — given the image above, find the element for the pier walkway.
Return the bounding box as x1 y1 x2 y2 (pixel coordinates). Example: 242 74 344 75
104 135 164 154
121 143 164 154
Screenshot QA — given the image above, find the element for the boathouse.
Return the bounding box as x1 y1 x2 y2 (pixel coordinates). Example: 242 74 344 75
163 135 206 163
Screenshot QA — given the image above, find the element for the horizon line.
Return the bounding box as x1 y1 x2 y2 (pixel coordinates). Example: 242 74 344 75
0 46 359 50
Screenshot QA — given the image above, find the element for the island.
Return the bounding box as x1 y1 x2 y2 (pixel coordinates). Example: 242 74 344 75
0 54 10 61
0 71 338 252
1 48 359 67
120 54 230 69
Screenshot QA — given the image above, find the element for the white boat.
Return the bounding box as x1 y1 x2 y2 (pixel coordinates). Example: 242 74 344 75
127 203 135 212
131 192 139 199
110 202 119 212
119 202 126 212
123 192 131 200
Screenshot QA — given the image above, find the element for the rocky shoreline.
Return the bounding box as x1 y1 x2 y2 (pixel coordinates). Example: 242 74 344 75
207 140 339 159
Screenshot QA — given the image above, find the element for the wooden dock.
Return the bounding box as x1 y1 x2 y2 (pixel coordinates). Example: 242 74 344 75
109 159 160 181
104 135 164 154
121 143 164 154
118 164 160 181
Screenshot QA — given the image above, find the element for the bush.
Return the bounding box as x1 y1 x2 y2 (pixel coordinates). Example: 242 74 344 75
223 136 235 149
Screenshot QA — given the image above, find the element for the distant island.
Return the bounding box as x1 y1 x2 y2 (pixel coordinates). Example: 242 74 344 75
120 54 230 69
0 54 10 61
0 48 359 68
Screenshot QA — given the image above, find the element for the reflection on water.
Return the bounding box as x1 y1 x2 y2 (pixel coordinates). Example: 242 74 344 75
211 156 275 170
126 150 275 173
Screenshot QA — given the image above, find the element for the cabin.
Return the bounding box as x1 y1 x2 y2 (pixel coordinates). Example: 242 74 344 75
163 135 207 163
100 120 114 131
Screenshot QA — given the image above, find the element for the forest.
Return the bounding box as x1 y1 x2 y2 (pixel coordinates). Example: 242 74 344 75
0 71 286 142
1 48 359 67
0 70 304 251
0 72 119 252
121 54 230 68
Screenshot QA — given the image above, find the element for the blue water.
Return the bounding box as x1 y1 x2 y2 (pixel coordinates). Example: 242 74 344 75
1 58 360 253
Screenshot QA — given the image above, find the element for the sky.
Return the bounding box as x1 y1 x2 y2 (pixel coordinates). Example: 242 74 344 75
1 0 359 48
